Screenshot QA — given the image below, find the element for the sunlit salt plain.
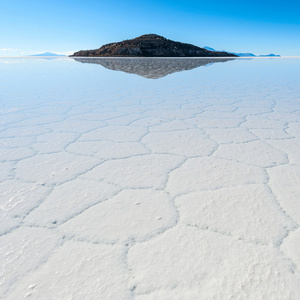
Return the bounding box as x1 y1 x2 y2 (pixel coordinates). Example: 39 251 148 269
1 57 300 299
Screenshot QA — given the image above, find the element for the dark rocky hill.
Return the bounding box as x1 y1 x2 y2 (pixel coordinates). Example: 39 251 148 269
70 34 237 57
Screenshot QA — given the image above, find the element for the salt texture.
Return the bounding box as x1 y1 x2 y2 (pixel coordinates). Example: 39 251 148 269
0 57 300 299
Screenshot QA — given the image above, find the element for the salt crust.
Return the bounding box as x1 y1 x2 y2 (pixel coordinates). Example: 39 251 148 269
78 125 148 142
267 139 300 166
213 140 287 167
4 241 130 300
32 132 79 153
58 189 177 243
142 129 217 156
205 127 257 143
281 229 300 271
81 154 184 189
175 184 294 245
128 225 300 299
0 228 60 297
0 162 13 181
66 140 149 159
0 147 35 162
1 58 300 299
24 179 120 227
0 181 49 234
166 156 266 196
15 152 99 185
268 165 300 222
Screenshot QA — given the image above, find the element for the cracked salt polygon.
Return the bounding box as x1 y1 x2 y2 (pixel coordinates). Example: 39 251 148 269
81 154 184 189
0 162 13 181
202 104 237 112
268 165 300 222
236 105 273 115
15 152 99 185
24 179 120 227
78 125 148 142
142 129 217 157
249 128 292 140
58 189 177 243
67 140 149 159
166 156 266 196
267 139 300 166
0 227 60 298
105 113 144 125
82 112 128 122
145 108 194 120
12 114 66 127
199 110 242 119
0 180 49 234
128 225 300 299
0 126 51 138
33 132 79 153
287 122 300 138
265 112 300 122
185 116 242 128
4 241 130 300
281 229 300 271
0 147 35 162
148 119 193 131
0 136 35 148
175 184 295 245
205 127 257 143
241 115 286 129
45 119 106 133
213 140 287 167
131 116 172 127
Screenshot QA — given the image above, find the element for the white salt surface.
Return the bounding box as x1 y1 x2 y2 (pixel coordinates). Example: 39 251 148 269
0 57 300 299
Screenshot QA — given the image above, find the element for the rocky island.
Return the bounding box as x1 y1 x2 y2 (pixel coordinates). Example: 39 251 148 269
70 34 237 57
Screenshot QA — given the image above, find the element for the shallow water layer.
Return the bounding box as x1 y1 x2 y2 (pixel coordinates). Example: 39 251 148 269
1 57 300 299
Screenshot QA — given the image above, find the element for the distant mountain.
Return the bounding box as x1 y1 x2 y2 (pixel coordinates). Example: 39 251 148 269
70 34 237 57
204 47 255 57
30 52 66 57
234 52 256 57
204 47 280 57
203 46 216 52
258 54 281 57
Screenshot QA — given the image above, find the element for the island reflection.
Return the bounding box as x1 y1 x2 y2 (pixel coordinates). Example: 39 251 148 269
73 57 235 79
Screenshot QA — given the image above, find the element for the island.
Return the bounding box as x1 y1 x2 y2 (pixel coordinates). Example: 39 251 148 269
70 34 237 57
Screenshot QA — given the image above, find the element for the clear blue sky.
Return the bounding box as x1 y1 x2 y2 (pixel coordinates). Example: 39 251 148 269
1 0 300 56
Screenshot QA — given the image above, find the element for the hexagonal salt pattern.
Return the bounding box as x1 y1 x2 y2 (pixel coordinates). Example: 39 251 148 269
58 189 177 243
128 225 300 299
1 57 300 299
4 241 130 300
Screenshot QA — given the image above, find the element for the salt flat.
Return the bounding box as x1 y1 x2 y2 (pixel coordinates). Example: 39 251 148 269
0 57 300 299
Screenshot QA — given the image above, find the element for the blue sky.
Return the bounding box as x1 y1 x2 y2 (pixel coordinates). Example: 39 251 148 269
1 0 300 56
